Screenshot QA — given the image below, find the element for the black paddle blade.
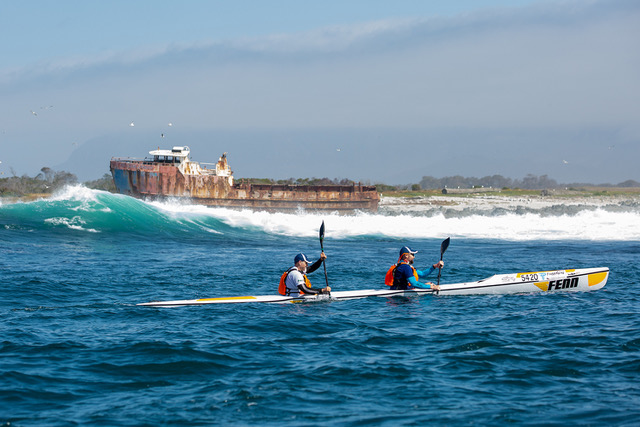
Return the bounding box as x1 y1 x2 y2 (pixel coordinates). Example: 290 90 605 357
437 237 450 290
319 221 325 242
440 237 451 257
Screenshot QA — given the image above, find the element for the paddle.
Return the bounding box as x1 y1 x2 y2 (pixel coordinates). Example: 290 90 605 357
319 221 329 289
436 237 450 293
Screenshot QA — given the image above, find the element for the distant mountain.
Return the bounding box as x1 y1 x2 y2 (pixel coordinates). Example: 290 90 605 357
55 132 152 181
617 180 640 187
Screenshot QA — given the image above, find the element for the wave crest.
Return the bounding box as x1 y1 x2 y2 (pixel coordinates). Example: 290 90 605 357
2 186 639 241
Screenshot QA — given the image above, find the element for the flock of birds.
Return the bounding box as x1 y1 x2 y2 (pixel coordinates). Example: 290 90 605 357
29 105 54 118
0 107 618 177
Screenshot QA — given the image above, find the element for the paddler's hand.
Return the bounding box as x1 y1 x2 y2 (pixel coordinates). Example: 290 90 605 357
320 252 327 261
427 282 440 291
324 286 331 293
433 260 444 269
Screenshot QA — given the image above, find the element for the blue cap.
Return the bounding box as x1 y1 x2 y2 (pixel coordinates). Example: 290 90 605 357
399 246 418 257
294 253 311 264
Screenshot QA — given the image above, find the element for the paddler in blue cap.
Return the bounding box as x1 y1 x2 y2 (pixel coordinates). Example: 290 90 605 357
279 252 331 296
385 246 443 291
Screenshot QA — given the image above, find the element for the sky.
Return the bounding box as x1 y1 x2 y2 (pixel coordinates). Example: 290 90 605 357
1 0 638 184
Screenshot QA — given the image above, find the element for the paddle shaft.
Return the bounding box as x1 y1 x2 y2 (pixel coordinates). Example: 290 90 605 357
320 241 329 287
319 222 329 288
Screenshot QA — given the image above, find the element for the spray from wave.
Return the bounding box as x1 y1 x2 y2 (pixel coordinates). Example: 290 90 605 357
2 186 639 241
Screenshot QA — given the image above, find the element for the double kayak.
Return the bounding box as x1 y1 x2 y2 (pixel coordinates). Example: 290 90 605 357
137 267 609 307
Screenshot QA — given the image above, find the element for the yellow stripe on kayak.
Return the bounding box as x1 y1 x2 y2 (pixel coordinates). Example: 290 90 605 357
534 282 549 291
197 296 257 302
588 272 608 287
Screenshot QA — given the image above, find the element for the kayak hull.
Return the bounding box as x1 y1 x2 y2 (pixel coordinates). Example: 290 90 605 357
137 267 609 307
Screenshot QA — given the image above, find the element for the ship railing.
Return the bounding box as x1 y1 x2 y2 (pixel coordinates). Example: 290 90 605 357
111 156 180 165
110 157 146 162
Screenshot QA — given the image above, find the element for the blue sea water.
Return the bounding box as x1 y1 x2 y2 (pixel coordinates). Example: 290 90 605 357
1 187 640 426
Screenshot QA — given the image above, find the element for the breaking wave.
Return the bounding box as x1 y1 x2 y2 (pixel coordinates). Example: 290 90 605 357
1 185 639 241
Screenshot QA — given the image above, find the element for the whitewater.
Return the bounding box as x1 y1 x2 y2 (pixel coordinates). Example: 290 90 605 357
1 186 639 425
3 185 639 241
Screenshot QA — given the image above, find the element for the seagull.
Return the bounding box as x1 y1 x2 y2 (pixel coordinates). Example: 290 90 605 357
562 160 569 164
608 145 615 150
336 148 341 152
161 133 165 138
168 122 173 127
30 110 38 118
129 121 135 127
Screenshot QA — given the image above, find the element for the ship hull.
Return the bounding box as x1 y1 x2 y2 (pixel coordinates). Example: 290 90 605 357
110 160 379 212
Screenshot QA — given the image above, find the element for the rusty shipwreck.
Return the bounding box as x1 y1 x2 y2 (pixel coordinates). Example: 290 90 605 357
110 146 379 212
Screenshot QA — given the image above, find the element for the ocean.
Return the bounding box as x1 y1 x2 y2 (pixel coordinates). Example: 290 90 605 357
1 186 639 426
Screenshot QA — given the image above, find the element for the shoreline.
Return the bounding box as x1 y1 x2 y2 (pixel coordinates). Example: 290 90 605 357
3 189 640 212
0 193 51 204
380 191 640 212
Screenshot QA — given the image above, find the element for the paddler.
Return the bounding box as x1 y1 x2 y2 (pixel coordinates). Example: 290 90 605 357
280 252 331 296
385 246 443 291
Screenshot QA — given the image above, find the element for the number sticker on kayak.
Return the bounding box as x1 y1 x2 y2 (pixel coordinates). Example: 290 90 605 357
517 270 568 282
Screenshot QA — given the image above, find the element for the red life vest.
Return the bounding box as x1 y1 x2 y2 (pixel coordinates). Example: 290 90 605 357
385 261 419 287
279 267 312 295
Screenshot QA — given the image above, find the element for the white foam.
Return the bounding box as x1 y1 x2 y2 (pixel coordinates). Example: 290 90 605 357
23 185 638 240
145 199 640 241
42 188 636 241
49 184 102 202
44 216 99 233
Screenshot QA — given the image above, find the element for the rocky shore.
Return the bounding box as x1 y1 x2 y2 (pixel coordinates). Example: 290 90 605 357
380 192 640 214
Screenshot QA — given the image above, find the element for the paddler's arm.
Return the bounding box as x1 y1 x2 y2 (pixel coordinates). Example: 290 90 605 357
416 261 444 278
408 274 440 291
297 283 331 295
305 252 327 274
291 268 330 295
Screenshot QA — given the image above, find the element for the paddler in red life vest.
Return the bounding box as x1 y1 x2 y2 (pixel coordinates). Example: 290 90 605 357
385 246 443 291
280 252 331 296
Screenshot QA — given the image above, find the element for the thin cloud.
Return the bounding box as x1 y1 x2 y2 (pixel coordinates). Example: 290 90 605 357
3 0 637 83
